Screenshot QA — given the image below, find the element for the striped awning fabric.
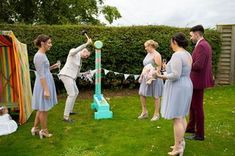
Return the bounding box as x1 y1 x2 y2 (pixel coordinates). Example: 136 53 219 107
0 31 32 124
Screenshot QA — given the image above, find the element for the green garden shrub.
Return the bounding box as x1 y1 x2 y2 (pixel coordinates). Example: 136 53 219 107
0 24 221 92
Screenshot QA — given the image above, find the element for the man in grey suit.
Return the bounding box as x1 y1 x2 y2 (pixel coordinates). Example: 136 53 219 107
59 38 92 122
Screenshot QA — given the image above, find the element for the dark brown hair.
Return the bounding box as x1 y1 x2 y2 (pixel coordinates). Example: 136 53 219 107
171 32 188 49
190 25 204 35
34 34 51 47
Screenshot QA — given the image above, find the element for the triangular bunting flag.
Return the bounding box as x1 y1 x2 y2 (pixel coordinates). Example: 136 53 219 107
91 69 97 77
114 72 119 75
124 74 129 80
104 69 109 75
134 75 140 80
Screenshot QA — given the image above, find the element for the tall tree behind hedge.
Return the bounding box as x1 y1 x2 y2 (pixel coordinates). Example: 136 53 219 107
0 0 121 25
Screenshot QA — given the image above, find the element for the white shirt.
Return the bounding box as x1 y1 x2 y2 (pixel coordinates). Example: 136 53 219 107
195 37 204 47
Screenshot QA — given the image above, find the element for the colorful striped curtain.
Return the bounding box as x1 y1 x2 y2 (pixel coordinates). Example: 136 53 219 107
0 31 32 124
0 56 2 102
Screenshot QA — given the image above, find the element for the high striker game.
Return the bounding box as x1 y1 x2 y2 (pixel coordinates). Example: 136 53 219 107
91 40 113 119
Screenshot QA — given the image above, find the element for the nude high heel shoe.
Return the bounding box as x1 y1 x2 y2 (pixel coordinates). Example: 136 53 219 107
31 127 40 136
170 139 185 149
150 115 160 121
168 145 184 156
39 129 53 139
138 112 148 119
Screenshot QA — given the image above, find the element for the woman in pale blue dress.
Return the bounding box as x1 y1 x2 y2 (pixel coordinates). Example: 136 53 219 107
138 40 163 121
31 34 59 139
155 33 193 156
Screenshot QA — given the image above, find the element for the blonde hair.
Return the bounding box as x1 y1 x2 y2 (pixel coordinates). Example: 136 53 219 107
144 40 159 49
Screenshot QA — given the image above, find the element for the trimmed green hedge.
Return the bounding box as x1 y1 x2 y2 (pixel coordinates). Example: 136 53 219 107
0 24 221 91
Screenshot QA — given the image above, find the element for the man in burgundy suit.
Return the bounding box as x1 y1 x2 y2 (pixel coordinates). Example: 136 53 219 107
186 25 214 141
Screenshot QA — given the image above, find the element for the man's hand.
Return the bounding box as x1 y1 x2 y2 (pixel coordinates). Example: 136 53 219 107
86 38 92 45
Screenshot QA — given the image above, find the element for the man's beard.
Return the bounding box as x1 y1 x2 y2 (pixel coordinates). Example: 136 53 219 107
190 40 196 46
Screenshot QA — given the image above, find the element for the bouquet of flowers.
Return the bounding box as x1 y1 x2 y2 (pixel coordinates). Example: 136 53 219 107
139 63 157 84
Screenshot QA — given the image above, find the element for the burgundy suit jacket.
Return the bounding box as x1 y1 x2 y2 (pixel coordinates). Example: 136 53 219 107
190 39 214 89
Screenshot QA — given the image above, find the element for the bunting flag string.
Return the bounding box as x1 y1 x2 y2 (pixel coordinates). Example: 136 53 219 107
29 68 140 82
114 72 119 75
100 68 140 81
101 68 140 80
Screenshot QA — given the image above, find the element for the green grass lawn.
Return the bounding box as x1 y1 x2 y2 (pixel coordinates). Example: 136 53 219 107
0 85 235 156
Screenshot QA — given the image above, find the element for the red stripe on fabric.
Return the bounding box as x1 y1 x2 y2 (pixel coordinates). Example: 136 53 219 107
0 35 12 46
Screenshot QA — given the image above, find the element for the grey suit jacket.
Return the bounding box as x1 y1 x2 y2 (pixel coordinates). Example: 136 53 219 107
59 43 87 79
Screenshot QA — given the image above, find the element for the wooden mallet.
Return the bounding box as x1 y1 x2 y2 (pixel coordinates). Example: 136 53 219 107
81 30 90 40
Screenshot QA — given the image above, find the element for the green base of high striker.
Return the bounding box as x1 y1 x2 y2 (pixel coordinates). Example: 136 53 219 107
91 94 113 119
